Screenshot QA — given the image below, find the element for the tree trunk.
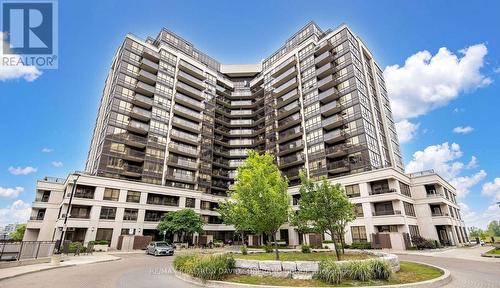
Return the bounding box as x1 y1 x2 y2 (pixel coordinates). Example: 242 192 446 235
340 229 346 254
330 229 340 261
273 232 280 260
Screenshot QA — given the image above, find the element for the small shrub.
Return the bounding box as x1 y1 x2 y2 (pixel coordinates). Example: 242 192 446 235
240 245 248 255
301 245 311 253
412 236 436 249
174 254 235 280
322 240 335 244
344 260 373 281
263 243 273 253
317 259 343 284
68 242 87 254
350 241 372 249
90 240 109 245
370 259 392 280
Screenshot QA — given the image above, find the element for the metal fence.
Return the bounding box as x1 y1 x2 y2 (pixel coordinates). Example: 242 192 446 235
0 241 56 261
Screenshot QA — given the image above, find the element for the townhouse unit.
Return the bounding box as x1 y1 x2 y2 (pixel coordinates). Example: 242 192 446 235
24 22 467 249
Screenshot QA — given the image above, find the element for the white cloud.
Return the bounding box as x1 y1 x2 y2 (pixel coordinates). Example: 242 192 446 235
453 126 474 134
460 203 500 229
0 200 31 227
494 67 500 74
0 32 42 82
51 161 63 168
384 43 491 121
453 107 465 113
0 186 24 198
8 166 38 175
395 120 420 143
482 178 500 201
41 148 53 153
406 142 486 197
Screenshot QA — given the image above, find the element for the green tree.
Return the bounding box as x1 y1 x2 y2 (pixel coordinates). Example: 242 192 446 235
218 199 253 246
225 150 290 260
487 220 500 237
157 209 204 243
468 226 483 239
9 224 26 241
292 172 355 260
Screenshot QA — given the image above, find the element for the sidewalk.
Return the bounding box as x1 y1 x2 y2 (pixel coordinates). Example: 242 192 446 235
0 253 121 281
393 245 500 262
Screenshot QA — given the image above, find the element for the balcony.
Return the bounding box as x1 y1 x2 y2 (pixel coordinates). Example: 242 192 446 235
272 67 297 88
176 82 204 101
325 144 348 159
127 120 149 134
318 87 340 103
316 62 334 79
432 211 450 217
138 69 157 85
369 188 398 195
130 106 152 121
315 41 333 56
278 139 303 156
276 88 299 108
274 78 298 98
132 93 153 109
120 164 143 177
140 57 159 73
165 171 195 183
277 101 300 120
320 101 343 117
179 60 205 80
169 142 198 157
135 81 155 96
170 129 200 145
322 115 344 130
121 148 145 162
317 75 336 91
175 93 204 111
171 117 200 133
29 215 45 221
142 48 160 62
271 56 296 78
174 104 202 122
315 51 333 67
279 153 305 168
327 160 350 174
277 113 301 131
372 210 402 216
167 155 198 170
323 130 346 144
178 70 205 90
122 133 147 148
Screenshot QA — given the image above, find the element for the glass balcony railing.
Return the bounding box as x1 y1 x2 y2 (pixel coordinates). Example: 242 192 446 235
171 129 199 142
169 142 198 155
174 104 202 120
176 93 204 110
171 117 200 130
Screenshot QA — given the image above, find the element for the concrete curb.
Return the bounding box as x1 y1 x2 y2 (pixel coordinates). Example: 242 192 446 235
481 253 500 258
0 256 121 282
174 261 451 288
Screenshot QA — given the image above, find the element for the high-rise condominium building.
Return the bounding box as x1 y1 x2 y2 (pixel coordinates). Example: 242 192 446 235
25 22 467 249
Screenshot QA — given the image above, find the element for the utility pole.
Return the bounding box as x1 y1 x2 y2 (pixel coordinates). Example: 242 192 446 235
57 173 81 253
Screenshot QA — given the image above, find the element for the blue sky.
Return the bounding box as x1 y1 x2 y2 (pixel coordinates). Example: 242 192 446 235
1 0 499 228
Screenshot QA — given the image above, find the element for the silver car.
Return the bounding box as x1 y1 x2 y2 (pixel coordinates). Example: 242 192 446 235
146 241 174 256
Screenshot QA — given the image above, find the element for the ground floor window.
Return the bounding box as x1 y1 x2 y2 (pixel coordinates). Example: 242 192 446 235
351 226 367 242
96 228 113 245
409 225 420 238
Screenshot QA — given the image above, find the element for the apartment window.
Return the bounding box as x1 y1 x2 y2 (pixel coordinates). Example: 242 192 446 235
377 225 398 232
146 193 179 206
70 205 91 219
351 226 367 242
345 184 360 198
126 191 141 203
185 197 196 208
123 208 138 221
403 202 416 217
100 207 116 220
103 188 120 201
354 203 364 217
74 185 95 199
95 228 113 245
121 228 135 235
409 225 420 238
399 182 411 197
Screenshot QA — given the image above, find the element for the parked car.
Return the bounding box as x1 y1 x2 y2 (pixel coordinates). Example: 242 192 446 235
146 241 174 256
468 239 485 246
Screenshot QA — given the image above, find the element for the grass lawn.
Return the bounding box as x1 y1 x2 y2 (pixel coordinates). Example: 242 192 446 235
486 248 500 255
234 251 373 261
225 261 443 287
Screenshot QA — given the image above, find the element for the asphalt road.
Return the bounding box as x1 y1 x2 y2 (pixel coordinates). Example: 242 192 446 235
0 253 499 288
398 254 500 288
0 253 196 288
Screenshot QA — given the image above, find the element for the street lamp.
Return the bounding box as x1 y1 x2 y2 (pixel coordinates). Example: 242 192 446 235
56 172 81 253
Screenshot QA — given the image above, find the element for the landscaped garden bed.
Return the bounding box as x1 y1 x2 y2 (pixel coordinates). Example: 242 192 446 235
234 251 374 261
482 247 500 257
224 261 443 287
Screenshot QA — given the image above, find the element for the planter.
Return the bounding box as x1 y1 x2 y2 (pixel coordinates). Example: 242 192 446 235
93 244 109 252
51 254 61 266
174 243 188 249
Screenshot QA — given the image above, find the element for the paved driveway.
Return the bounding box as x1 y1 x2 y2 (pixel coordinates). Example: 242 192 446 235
398 254 500 288
0 253 196 288
397 245 500 262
